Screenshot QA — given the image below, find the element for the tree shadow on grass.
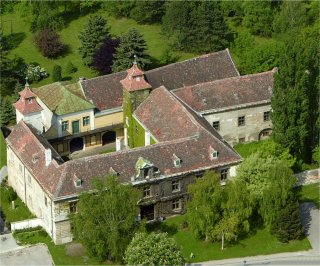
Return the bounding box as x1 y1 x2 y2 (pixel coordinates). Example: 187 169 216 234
146 220 178 236
6 32 26 50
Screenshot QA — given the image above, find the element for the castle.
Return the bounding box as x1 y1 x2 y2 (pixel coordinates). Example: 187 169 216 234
5 49 274 244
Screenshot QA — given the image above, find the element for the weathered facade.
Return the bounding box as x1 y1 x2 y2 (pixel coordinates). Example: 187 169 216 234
6 49 275 244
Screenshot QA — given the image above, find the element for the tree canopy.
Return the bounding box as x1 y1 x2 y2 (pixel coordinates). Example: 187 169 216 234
124 232 185 266
71 175 140 262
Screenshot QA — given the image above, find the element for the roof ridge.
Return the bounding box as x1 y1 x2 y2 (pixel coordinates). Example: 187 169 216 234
81 71 127 83
145 49 229 75
172 69 275 93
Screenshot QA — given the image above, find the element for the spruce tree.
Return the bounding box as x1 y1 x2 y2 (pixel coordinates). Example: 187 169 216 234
112 29 150 72
0 96 16 126
271 194 304 243
78 15 109 66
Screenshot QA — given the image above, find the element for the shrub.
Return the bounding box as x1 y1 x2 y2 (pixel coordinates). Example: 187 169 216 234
65 61 77 74
7 187 17 202
52 65 62 82
34 28 64 58
25 64 48 82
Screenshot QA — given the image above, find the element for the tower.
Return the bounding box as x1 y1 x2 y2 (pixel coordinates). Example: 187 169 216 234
120 57 152 148
13 79 43 131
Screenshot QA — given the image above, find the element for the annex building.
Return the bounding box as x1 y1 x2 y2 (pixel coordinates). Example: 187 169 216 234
5 49 275 244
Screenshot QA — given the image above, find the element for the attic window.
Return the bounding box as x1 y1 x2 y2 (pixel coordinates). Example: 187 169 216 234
74 179 82 187
32 154 39 164
172 154 181 168
136 76 140 81
209 146 218 160
28 98 32 103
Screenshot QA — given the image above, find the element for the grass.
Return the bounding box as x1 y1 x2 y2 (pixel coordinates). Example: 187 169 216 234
296 183 320 209
0 131 6 168
13 228 111 265
233 140 267 158
153 215 311 263
2 8 196 89
99 147 116 154
0 185 34 222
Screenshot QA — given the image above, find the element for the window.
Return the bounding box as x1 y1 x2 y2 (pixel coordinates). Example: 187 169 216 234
69 202 77 213
174 159 181 167
212 121 220 131
238 116 245 126
220 169 228 181
211 150 218 159
44 196 47 206
143 186 151 198
263 111 270 122
28 98 32 103
83 116 90 126
58 144 64 153
62 121 68 131
172 199 181 210
172 180 180 192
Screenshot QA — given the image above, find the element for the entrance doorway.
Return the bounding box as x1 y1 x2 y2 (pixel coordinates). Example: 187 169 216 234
72 120 80 134
102 131 116 145
70 137 84 153
140 204 155 221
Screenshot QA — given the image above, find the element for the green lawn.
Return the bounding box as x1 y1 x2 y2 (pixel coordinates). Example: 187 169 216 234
0 186 34 222
155 215 311 263
13 228 112 265
297 183 320 208
2 9 196 88
233 140 267 158
0 131 6 168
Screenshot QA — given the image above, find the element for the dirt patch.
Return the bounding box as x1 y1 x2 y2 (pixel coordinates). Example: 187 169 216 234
65 242 85 257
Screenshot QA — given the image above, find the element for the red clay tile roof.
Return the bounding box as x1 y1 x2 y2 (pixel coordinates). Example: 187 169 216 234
6 121 64 197
13 98 43 115
120 64 152 92
172 70 275 113
134 86 201 141
19 86 37 99
80 49 239 111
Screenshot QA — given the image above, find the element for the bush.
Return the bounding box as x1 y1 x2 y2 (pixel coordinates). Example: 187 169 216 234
34 28 64 58
65 61 77 74
52 65 62 82
7 187 17 202
25 64 48 82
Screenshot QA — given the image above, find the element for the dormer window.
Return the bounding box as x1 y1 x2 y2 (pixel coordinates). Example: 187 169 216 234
135 157 158 180
136 76 140 81
74 179 82 187
28 98 32 103
172 154 181 167
209 146 218 160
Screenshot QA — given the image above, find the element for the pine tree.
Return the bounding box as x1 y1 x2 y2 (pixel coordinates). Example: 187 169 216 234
112 29 151 72
78 15 109 66
271 194 304 243
0 96 16 126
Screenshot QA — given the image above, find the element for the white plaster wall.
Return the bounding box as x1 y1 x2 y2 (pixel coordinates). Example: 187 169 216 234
24 112 43 132
16 110 24 124
203 104 272 146
37 98 55 129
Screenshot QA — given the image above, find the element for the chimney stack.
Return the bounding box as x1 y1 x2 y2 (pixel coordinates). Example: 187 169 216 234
45 148 52 166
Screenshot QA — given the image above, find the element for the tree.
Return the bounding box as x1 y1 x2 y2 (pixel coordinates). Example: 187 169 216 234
187 171 225 241
242 1 275 37
92 37 120 75
79 15 109 66
71 175 140 262
102 1 136 18
0 96 16 127
162 1 231 53
124 232 185 266
52 65 62 82
34 28 64 58
112 29 151 72
271 25 319 162
130 1 166 24
271 194 304 243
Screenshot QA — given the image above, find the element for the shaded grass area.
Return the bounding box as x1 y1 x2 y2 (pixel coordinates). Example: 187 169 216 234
2 9 196 89
13 228 111 265
0 186 34 222
0 131 6 168
296 183 320 209
151 215 311 263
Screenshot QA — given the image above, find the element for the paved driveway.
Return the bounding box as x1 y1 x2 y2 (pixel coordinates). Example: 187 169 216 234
300 202 320 254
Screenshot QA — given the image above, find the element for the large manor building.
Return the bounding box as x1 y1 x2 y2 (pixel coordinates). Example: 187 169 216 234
5 49 275 244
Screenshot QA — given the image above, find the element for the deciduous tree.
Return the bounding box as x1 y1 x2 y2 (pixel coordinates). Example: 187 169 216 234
124 232 185 266
71 175 140 262
34 28 64 58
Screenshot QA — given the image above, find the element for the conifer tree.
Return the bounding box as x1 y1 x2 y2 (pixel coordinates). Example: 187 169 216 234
79 15 109 66
271 25 319 162
52 65 62 82
0 96 16 126
112 29 150 72
271 194 304 243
